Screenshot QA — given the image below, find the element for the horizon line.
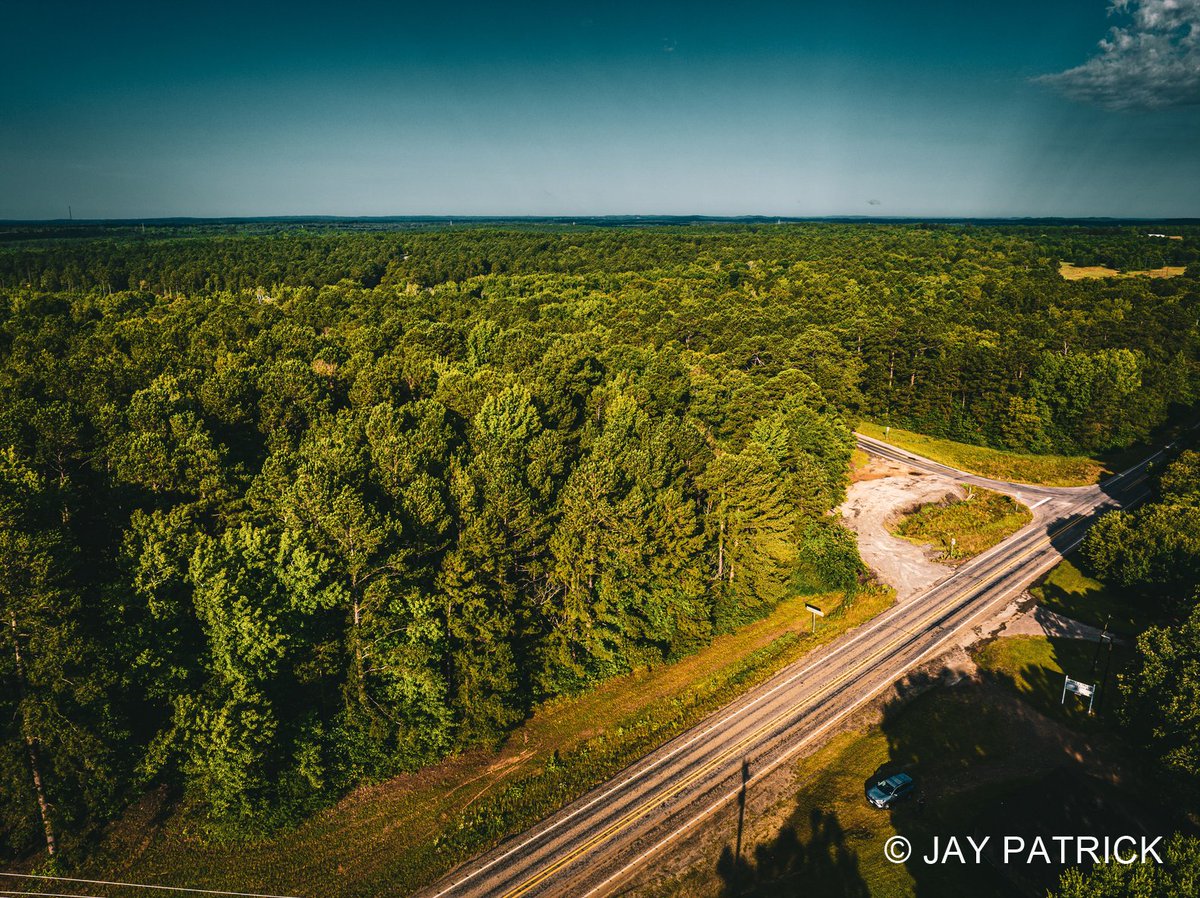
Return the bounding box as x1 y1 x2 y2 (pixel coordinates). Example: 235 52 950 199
4 214 1200 226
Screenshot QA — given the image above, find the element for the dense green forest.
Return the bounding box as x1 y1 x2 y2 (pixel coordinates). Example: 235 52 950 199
1 222 1198 862
1049 452 1200 898
1083 449 1200 792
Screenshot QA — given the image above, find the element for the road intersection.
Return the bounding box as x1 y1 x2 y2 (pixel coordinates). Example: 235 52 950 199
422 434 1163 898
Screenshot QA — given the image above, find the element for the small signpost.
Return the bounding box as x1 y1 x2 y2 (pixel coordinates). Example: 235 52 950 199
1062 675 1096 715
805 603 825 633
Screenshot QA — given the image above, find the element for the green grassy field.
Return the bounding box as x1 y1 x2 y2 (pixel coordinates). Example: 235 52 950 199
857 422 1107 486
748 689 1028 898
975 634 1126 726
71 589 894 898
891 486 1032 560
1031 558 1153 637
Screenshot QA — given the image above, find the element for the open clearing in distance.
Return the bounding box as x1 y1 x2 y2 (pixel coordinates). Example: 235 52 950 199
1059 261 1187 280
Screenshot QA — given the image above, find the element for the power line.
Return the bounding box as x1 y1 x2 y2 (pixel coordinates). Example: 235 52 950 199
0 875 298 898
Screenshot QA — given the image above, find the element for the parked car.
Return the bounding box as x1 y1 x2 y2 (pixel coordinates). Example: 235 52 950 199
866 772 915 809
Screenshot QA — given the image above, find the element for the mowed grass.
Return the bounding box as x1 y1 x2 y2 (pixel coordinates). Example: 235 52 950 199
975 635 1126 727
1031 558 1153 637
77 588 894 898
857 422 1106 486
891 486 1032 561
1059 261 1187 280
849 447 871 479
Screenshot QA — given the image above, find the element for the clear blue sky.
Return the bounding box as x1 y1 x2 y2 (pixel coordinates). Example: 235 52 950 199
3 0 1198 219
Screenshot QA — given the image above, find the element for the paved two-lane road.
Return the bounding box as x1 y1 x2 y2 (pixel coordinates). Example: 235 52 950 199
422 436 1164 898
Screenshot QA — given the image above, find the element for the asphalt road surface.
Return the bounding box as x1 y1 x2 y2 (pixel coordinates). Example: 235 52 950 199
422 435 1168 898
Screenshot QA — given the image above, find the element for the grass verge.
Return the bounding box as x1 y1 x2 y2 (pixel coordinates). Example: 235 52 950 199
849 447 871 481
1031 558 1153 637
77 589 893 898
891 486 1032 560
650 631 1165 898
975 634 1126 727
856 422 1106 486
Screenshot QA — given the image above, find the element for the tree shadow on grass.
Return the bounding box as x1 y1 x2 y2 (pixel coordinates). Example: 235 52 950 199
881 661 1179 898
980 636 1124 728
716 806 871 898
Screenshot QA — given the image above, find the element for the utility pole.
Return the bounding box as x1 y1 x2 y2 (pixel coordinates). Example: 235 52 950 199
1097 632 1114 713
1089 618 1111 680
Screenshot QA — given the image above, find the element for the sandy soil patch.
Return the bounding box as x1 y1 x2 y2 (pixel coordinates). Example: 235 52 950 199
839 463 964 601
999 603 1125 644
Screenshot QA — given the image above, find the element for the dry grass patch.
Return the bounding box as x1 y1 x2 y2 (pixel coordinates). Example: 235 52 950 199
849 448 872 482
1059 261 1187 281
76 589 894 898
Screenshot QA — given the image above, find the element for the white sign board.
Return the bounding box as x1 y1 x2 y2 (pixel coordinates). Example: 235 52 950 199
1062 674 1098 714
1064 677 1094 698
805 604 825 617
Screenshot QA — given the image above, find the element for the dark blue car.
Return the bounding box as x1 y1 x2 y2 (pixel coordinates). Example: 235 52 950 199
866 772 914 809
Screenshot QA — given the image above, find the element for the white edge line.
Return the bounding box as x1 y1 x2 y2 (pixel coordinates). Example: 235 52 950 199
1106 450 1161 485
581 532 1090 898
856 431 1167 494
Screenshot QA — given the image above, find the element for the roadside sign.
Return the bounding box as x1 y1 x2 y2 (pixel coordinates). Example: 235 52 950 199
1064 677 1094 698
805 603 824 633
1062 675 1096 714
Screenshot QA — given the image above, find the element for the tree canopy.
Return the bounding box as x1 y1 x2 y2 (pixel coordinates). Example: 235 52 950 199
0 220 1196 857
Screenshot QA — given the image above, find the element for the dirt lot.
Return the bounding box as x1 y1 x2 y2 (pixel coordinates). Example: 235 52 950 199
839 456 965 601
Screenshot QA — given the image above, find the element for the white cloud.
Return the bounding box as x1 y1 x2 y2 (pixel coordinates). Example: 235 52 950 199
1038 0 1200 110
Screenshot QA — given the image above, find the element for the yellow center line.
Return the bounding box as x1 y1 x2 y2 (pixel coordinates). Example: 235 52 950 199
497 500 1113 898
